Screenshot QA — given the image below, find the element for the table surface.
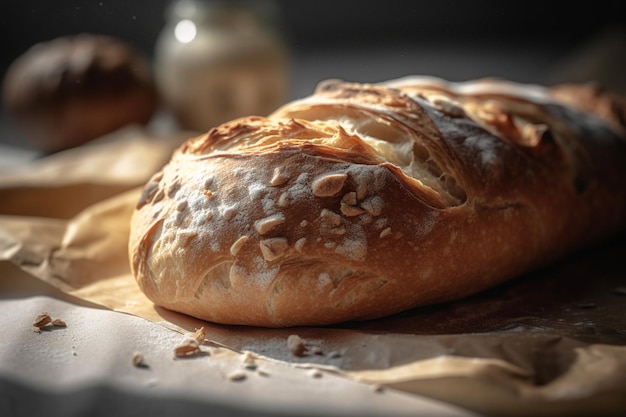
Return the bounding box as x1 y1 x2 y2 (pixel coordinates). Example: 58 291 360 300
0 293 480 417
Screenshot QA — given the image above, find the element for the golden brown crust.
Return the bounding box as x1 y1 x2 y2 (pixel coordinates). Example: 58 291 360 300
129 76 626 327
549 81 626 136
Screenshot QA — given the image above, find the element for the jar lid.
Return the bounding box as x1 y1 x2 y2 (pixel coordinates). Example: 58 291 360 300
166 0 281 29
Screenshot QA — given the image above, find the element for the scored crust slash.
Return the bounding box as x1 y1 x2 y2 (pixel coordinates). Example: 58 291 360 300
128 76 626 327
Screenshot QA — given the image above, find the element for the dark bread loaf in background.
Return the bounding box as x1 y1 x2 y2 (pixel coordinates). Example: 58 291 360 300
2 33 158 153
129 76 626 327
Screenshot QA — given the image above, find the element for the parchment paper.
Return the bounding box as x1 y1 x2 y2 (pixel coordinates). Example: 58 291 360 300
1 127 625 417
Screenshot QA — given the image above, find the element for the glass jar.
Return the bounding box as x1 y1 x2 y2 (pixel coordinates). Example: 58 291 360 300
154 0 289 132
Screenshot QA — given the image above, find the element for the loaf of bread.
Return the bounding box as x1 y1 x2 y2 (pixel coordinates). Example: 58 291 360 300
129 76 626 327
2 34 158 153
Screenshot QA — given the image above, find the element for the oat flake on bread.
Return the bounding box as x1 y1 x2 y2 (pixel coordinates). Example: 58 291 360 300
128 76 626 327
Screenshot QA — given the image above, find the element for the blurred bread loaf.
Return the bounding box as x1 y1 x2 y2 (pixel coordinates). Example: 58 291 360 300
2 34 158 153
129 76 626 327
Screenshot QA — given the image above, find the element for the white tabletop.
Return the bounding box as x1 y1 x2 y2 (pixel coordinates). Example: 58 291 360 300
0 293 478 417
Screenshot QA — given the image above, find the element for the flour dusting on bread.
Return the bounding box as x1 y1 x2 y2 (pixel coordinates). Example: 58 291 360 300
130 76 626 327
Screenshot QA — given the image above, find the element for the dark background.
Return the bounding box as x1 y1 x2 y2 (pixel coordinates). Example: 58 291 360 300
1 0 625 149
1 0 624 67
1 1 624 66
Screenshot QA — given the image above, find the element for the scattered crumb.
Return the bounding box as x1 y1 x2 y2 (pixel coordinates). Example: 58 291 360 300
32 312 51 328
255 369 270 377
132 352 148 368
240 351 258 370
307 369 323 379
32 312 67 332
51 318 67 327
173 339 201 358
173 327 207 358
189 327 206 343
286 335 327 358
287 334 307 357
227 370 247 382
370 384 385 393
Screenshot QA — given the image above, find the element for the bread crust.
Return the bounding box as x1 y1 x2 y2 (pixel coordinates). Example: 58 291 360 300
129 76 626 327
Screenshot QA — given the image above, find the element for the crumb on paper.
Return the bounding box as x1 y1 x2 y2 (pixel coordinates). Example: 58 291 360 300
307 369 323 379
188 326 206 343
371 384 385 393
32 312 67 332
51 318 67 327
286 334 326 357
240 351 258 370
174 338 202 358
32 312 51 328
173 327 208 358
287 334 307 357
132 352 148 368
227 370 247 382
